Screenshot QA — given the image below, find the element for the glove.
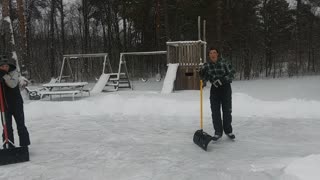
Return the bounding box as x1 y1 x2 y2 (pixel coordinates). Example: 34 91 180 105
0 70 7 78
202 81 207 88
213 77 230 88
212 79 222 88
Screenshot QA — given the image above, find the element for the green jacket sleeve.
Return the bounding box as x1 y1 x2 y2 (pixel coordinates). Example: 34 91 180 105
199 63 209 82
224 61 235 83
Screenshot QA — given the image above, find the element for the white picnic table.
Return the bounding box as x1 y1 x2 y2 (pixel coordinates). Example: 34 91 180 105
41 82 89 100
42 82 88 89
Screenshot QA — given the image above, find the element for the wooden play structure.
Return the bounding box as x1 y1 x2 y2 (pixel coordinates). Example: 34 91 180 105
114 17 207 92
167 40 206 90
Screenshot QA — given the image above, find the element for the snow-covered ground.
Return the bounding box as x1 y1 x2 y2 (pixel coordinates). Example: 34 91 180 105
1 75 320 180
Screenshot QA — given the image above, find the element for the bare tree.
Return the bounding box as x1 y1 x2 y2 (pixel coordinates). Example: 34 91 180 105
17 0 28 75
58 0 66 54
1 0 21 72
49 0 56 77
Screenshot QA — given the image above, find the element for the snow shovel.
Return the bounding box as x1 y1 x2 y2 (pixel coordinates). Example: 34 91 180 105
0 82 29 166
193 80 212 151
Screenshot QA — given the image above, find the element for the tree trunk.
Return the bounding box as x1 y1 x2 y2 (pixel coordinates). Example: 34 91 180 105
307 15 314 72
105 2 113 64
101 19 107 52
82 0 89 54
296 0 302 75
25 0 33 78
50 0 55 77
141 0 153 50
59 0 65 54
17 0 28 76
113 3 122 53
162 0 170 41
243 47 251 80
122 0 127 51
2 0 21 73
155 0 161 49
82 0 89 73
216 0 223 44
273 56 276 78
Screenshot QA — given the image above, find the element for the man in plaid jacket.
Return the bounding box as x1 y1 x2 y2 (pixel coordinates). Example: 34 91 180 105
199 47 236 141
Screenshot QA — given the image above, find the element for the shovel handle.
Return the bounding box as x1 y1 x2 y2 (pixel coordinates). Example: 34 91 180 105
200 80 203 129
0 83 9 148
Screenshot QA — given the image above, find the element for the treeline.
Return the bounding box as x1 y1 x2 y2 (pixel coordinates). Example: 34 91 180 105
0 0 320 82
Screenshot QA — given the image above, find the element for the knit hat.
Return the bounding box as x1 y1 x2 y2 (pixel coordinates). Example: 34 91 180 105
0 55 16 71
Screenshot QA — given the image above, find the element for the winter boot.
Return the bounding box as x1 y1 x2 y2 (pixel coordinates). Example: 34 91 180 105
226 133 235 140
212 134 222 141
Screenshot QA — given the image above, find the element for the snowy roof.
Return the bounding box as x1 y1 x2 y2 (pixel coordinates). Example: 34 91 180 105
121 51 167 56
63 53 109 59
166 40 207 46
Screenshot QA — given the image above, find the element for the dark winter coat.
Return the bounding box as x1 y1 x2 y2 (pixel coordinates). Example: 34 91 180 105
2 64 23 109
199 58 235 84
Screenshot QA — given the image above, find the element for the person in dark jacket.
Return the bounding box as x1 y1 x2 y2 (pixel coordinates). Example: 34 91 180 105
0 55 30 148
199 47 236 141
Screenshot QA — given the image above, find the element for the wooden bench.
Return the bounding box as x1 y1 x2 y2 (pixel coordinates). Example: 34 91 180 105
40 90 81 101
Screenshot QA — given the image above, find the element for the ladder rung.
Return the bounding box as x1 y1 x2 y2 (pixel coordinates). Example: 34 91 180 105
109 78 119 81
119 82 129 84
106 83 118 86
118 86 131 88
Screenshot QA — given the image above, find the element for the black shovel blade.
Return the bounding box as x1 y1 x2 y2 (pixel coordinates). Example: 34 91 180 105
0 146 29 166
193 129 212 151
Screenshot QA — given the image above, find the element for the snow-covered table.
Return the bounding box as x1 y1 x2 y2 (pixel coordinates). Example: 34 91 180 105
41 82 89 100
42 82 88 89
39 90 80 101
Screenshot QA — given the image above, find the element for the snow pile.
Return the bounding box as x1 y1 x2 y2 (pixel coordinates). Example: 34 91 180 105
233 93 320 119
25 92 320 121
282 154 320 180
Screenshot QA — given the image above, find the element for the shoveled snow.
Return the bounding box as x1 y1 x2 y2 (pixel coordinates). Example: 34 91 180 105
282 154 320 180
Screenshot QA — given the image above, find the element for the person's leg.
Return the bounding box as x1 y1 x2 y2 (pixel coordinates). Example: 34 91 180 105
13 104 30 146
221 84 233 135
210 86 223 136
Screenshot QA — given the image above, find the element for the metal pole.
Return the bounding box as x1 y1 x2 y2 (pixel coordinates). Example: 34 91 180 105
102 55 107 74
107 55 113 73
203 20 207 63
203 43 207 63
203 20 206 42
58 57 66 82
117 53 124 79
167 43 170 64
198 16 201 40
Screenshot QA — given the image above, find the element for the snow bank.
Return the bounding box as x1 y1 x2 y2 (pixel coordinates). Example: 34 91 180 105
25 92 320 120
233 93 320 119
282 154 320 180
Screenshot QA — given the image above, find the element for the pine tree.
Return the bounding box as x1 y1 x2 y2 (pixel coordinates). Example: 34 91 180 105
260 0 294 77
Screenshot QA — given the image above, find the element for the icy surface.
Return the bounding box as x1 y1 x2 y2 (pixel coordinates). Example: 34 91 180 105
2 75 320 180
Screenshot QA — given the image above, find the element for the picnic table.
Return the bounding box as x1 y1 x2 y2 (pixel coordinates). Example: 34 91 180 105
40 82 89 100
42 82 88 90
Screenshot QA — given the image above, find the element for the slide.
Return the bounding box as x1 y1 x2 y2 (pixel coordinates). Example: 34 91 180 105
161 63 179 94
90 74 111 94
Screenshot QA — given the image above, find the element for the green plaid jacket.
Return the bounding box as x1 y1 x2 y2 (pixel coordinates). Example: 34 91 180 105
199 58 235 84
